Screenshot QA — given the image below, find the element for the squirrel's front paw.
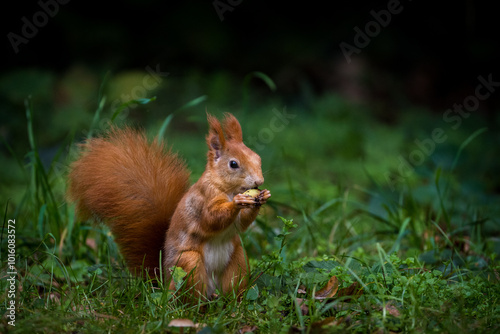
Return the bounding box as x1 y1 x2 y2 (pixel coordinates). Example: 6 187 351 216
257 189 271 205
234 193 257 208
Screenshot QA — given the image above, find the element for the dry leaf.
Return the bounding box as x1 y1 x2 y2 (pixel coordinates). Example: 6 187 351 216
168 319 195 327
48 292 61 304
386 305 400 317
315 275 339 299
296 297 309 315
382 301 401 317
337 282 362 298
239 325 258 333
312 316 343 329
86 238 97 251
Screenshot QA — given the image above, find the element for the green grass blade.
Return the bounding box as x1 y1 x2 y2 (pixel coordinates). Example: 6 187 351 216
88 95 107 139
243 71 276 111
25 98 37 151
175 95 207 113
311 198 343 218
25 100 62 233
157 113 174 143
37 204 47 239
111 96 157 122
88 71 110 134
390 217 411 254
430 219 465 265
434 167 450 226
1 135 27 173
451 127 488 171
157 95 207 142
249 71 277 92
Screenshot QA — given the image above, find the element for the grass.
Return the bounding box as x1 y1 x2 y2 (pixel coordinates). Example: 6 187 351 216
1 78 500 333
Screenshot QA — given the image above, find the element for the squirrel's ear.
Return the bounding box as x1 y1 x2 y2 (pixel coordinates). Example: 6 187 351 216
222 113 243 142
206 113 225 161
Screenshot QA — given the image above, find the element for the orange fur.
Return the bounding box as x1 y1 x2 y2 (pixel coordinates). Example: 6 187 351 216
68 128 190 275
222 113 243 142
68 114 271 299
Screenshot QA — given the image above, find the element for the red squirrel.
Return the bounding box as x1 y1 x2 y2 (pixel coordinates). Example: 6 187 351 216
68 113 271 299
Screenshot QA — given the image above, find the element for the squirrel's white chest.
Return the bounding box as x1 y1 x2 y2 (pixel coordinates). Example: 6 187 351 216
203 239 234 294
203 240 234 274
203 221 239 294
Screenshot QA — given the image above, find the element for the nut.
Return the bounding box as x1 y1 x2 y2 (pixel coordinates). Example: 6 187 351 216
243 188 261 198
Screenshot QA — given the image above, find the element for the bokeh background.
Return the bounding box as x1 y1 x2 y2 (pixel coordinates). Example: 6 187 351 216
2 0 499 245
2 2 500 331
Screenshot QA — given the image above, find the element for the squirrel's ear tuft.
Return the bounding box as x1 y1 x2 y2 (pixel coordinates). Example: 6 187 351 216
222 113 243 142
206 113 225 161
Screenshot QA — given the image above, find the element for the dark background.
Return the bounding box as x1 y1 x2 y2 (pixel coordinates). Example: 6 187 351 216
2 3 500 330
3 0 499 115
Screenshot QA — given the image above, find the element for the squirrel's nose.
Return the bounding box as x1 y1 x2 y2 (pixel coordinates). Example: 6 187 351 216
254 178 264 188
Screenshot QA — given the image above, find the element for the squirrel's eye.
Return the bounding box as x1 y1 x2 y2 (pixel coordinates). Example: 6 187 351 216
229 160 239 169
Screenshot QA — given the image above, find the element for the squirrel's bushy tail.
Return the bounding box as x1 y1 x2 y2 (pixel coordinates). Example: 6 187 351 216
68 128 190 275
